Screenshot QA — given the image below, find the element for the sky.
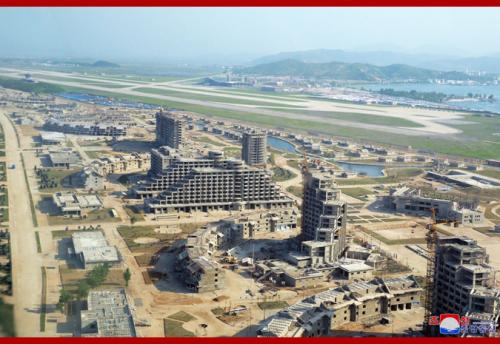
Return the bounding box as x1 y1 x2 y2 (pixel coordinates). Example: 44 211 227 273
0 7 499 64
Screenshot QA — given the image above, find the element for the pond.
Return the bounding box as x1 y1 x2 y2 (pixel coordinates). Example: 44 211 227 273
267 136 298 153
335 161 384 177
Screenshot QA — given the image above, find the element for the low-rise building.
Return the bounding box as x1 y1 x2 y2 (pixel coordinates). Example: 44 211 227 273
53 192 103 217
48 149 82 168
80 289 136 337
70 231 120 269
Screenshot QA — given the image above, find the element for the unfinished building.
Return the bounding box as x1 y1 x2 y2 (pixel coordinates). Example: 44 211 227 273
70 231 120 269
383 187 484 226
156 111 184 148
433 236 500 331
176 208 298 292
52 192 103 218
242 130 267 166
90 153 150 176
47 149 82 168
80 289 136 337
258 276 422 337
44 118 127 136
132 148 293 214
300 170 347 266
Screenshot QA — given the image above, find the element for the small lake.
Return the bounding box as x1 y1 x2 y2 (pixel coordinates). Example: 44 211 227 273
335 161 384 177
267 136 298 153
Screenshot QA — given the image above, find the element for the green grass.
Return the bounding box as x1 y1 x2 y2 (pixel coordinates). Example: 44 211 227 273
39 83 499 159
0 190 8 206
20 154 38 227
51 228 97 239
337 168 423 186
341 187 373 200
85 150 111 159
271 166 297 182
257 301 289 310
37 168 80 192
31 74 131 88
223 146 241 158
286 185 303 198
40 267 47 332
286 159 300 169
164 319 195 337
124 205 145 223
135 87 305 107
280 108 424 128
191 135 225 147
473 169 500 180
0 298 15 337
0 75 64 94
167 311 196 323
35 231 42 253
47 208 120 226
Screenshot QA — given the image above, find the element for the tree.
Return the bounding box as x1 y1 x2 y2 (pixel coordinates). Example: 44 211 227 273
77 281 90 300
123 268 131 287
57 289 72 312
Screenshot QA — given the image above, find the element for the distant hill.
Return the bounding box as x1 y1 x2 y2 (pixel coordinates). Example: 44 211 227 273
237 59 492 82
92 60 120 68
250 49 500 75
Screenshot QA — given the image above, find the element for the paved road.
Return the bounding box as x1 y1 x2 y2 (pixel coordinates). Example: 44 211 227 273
0 111 42 337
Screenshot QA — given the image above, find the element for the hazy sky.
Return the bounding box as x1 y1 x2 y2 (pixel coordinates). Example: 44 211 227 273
1 7 499 63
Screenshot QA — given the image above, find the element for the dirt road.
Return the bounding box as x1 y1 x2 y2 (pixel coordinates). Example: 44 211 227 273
0 111 43 337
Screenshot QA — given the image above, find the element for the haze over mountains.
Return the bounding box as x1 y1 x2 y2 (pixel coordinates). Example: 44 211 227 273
248 49 500 74
238 59 495 82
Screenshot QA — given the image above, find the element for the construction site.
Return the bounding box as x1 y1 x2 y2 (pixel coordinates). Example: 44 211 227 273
0 85 499 338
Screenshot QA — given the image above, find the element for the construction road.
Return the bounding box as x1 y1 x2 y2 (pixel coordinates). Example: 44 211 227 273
0 110 43 337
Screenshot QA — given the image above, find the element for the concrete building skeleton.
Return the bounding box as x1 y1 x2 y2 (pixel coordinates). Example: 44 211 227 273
241 130 267 167
156 111 184 148
433 236 500 331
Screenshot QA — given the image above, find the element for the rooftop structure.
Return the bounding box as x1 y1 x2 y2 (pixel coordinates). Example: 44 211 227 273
427 170 500 190
70 231 120 269
242 130 267 166
80 289 136 337
53 192 103 218
48 149 82 168
39 131 66 145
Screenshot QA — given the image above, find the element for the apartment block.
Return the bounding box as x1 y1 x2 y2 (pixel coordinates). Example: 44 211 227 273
242 130 267 166
300 170 347 266
433 236 500 330
156 111 184 148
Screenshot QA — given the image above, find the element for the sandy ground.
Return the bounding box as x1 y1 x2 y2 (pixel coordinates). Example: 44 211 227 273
0 68 467 137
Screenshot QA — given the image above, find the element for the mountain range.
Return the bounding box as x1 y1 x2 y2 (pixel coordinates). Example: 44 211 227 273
248 49 500 74
237 59 493 82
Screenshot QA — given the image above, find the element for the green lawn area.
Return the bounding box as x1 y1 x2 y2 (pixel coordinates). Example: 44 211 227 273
223 146 241 158
37 168 80 192
337 168 423 186
31 74 131 88
271 166 297 182
167 311 196 322
124 205 145 223
135 87 305 108
40 84 500 159
164 319 195 337
0 298 15 337
473 169 500 180
341 187 373 200
0 190 8 206
286 185 303 198
281 108 424 128
286 159 300 169
85 150 111 159
46 208 120 226
257 301 289 310
191 135 225 147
